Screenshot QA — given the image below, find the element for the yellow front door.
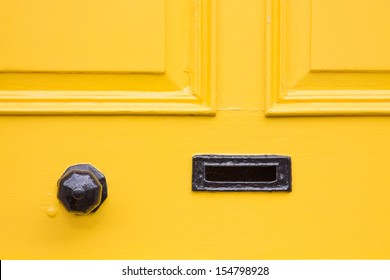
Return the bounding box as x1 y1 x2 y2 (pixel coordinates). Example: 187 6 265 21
1 0 390 259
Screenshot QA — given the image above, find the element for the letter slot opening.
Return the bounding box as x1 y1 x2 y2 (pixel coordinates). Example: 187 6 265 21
192 155 292 192
205 165 277 182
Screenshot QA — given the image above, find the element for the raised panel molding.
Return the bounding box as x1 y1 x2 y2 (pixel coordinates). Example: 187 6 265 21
0 0 215 115
266 0 390 116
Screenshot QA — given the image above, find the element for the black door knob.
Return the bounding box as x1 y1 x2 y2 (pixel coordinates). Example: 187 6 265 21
57 164 108 215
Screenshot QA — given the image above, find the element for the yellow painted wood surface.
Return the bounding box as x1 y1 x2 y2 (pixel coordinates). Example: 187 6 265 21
311 0 390 70
0 0 166 72
266 0 390 115
1 0 390 260
0 0 215 114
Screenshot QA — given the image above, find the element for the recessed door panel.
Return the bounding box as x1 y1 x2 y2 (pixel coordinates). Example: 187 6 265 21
0 0 166 72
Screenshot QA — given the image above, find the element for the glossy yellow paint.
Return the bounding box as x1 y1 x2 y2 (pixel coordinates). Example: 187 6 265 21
311 0 390 70
0 0 215 114
0 0 166 72
266 0 390 116
1 0 390 260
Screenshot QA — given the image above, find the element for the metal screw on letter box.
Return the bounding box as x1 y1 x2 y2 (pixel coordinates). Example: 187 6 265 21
57 164 108 215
